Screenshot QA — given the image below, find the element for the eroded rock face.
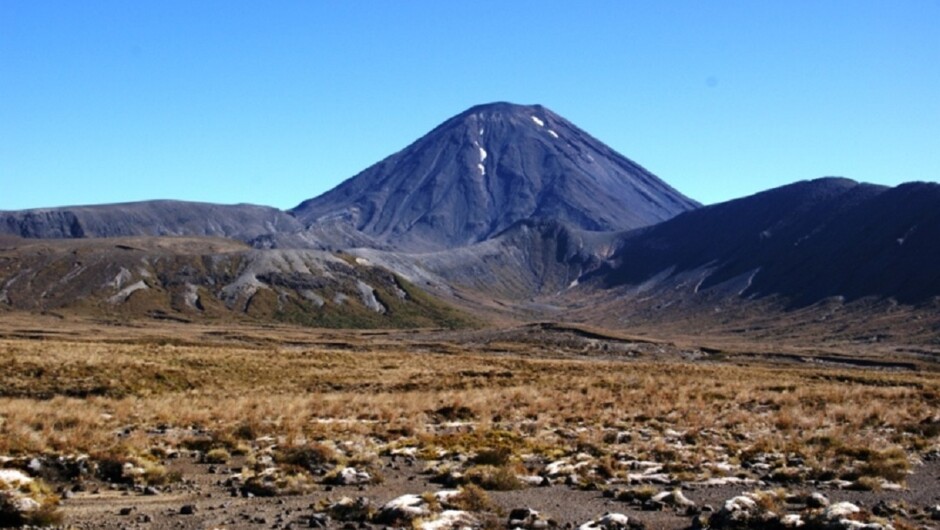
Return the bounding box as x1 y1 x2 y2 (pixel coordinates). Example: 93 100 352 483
0 239 472 329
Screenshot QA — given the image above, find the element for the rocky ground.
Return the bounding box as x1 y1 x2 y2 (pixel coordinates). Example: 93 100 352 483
4 442 938 529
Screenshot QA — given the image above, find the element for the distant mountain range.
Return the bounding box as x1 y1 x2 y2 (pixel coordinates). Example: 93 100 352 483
1 200 301 241
1 102 937 335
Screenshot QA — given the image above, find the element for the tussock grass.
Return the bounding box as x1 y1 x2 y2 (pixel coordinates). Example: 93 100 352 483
0 326 937 489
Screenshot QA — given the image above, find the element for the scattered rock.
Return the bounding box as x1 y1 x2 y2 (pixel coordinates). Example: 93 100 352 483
708 495 770 529
650 489 695 509
308 512 331 528
419 509 477 530
332 467 372 486
329 496 372 522
508 507 553 529
872 500 907 518
180 504 197 515
579 513 642 530
930 505 940 521
0 468 61 526
825 502 861 520
374 494 429 525
807 492 830 509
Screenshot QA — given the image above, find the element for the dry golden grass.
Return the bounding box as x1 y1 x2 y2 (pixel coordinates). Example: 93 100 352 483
0 318 937 490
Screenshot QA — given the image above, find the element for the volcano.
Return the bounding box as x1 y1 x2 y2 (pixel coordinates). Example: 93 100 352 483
291 102 699 251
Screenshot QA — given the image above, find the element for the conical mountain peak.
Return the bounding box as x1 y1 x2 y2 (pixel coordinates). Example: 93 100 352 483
292 103 699 251
443 102 566 136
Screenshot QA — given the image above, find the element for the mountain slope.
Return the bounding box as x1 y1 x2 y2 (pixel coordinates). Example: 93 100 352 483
353 220 620 303
589 178 940 307
0 236 473 329
0 201 302 242
291 102 699 251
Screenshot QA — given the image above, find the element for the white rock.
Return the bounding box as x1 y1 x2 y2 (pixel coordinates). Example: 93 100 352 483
626 472 671 484
625 460 661 470
723 495 758 513
807 492 830 508
381 494 429 519
879 480 904 491
0 469 33 486
10 495 41 513
780 514 804 528
825 502 861 519
390 447 418 457
579 513 630 530
709 461 736 473
826 478 855 489
108 280 148 303
420 510 477 530
106 267 133 289
651 489 695 507
434 489 461 503
517 475 544 486
836 522 892 530
337 467 371 485
356 280 386 313
545 460 573 477
696 476 758 487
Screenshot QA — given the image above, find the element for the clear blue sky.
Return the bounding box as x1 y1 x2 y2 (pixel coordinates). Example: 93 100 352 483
2 1 938 210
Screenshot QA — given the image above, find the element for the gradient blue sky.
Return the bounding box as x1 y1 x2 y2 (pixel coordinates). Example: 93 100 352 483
2 1 938 210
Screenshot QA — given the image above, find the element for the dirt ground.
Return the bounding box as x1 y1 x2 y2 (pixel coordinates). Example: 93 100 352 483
54 454 940 530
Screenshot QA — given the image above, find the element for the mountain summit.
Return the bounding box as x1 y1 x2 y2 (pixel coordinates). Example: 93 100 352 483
291 102 699 251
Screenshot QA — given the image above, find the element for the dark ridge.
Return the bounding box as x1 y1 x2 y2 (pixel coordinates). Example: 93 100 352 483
591 178 940 306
